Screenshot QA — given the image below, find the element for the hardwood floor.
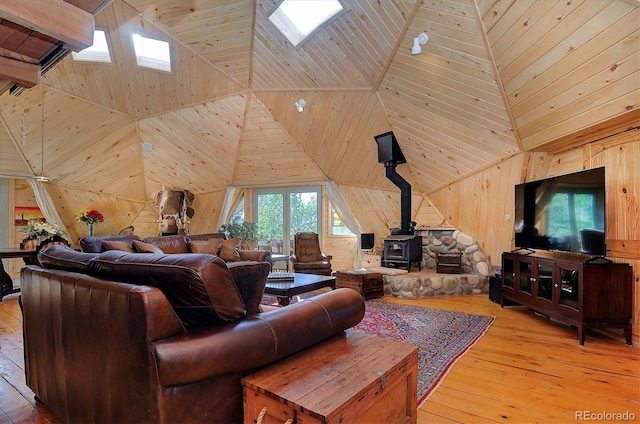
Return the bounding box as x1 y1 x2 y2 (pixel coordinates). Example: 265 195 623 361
1 291 638 423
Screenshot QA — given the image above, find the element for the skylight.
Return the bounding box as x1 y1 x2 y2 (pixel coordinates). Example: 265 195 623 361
71 29 112 63
268 0 344 46
132 34 172 72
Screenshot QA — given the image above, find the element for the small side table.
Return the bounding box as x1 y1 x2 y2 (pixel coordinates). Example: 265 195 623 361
269 253 290 271
334 270 384 299
0 248 37 301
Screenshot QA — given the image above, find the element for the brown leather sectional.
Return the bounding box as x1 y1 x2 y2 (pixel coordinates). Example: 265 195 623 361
21 245 365 423
78 232 272 264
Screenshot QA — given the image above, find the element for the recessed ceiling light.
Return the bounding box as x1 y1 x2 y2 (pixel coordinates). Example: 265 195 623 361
142 142 154 151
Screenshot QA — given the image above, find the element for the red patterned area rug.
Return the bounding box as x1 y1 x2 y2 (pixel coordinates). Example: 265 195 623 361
351 300 494 406
261 293 494 406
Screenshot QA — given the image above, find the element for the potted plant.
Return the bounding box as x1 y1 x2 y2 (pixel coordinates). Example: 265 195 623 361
23 220 67 242
219 221 260 249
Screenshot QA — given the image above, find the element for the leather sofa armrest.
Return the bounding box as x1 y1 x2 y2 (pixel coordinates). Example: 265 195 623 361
226 261 271 315
151 288 365 388
238 250 271 263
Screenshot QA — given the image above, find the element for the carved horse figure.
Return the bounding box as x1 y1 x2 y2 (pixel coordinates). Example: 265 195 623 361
153 188 195 235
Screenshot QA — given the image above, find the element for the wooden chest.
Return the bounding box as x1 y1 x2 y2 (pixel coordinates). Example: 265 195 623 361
436 253 462 274
242 332 418 424
334 270 384 299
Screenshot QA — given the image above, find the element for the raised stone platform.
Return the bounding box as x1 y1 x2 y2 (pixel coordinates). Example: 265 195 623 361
382 268 488 299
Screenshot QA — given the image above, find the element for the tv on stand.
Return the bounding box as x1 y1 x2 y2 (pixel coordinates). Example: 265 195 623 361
513 167 606 257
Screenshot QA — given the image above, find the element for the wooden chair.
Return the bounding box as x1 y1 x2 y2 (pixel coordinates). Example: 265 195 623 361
118 225 135 235
290 232 332 276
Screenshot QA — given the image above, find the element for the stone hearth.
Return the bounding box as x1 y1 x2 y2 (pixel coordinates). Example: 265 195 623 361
369 227 493 299
383 269 488 299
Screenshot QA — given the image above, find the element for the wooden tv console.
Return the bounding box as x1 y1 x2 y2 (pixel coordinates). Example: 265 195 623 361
501 250 633 345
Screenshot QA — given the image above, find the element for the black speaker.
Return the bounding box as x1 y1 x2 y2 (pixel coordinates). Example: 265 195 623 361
360 233 374 250
374 131 406 164
489 276 501 303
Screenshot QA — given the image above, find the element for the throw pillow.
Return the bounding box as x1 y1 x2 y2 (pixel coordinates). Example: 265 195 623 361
189 238 223 255
101 240 135 252
133 240 164 254
218 237 241 262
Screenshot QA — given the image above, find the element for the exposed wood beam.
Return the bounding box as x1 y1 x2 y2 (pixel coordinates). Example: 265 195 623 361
0 47 39 64
0 0 94 52
0 56 40 87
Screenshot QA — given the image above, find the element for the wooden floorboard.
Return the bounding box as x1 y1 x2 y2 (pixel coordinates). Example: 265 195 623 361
0 291 638 423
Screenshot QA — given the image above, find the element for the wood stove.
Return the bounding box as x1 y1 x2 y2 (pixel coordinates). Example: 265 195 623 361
375 131 421 273
382 235 422 272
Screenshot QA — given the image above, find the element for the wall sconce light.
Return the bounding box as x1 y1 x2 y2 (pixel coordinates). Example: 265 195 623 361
295 99 306 112
411 33 428 55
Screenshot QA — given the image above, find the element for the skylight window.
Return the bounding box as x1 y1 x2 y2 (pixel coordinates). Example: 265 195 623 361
268 0 344 46
71 29 112 63
132 34 171 72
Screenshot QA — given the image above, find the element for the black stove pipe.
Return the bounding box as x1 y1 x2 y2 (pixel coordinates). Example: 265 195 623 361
385 161 414 235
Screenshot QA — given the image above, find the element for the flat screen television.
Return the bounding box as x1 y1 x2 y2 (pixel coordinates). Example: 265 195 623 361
514 167 606 256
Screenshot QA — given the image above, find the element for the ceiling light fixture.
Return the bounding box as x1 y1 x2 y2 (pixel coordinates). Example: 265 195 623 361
295 99 306 112
411 33 428 55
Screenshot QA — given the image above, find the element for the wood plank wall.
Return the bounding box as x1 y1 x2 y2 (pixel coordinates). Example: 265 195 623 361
428 129 640 345
6 180 37 277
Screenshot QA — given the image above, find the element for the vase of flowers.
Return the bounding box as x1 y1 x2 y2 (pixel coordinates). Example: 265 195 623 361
75 209 104 236
23 220 67 242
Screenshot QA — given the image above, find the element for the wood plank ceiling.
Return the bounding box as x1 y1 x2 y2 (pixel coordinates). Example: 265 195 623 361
0 0 637 204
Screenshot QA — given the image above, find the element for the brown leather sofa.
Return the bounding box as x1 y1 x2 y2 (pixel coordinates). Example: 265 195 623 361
21 245 365 423
78 232 272 263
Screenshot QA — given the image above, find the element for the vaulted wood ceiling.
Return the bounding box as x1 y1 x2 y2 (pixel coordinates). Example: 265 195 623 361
0 0 637 206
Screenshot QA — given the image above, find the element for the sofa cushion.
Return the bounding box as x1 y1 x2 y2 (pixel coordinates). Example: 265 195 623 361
88 251 246 327
219 238 241 262
133 240 164 254
78 235 140 253
102 240 135 252
142 235 188 254
189 238 223 255
37 244 99 272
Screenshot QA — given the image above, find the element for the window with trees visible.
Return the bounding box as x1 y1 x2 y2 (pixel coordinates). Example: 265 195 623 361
253 187 321 254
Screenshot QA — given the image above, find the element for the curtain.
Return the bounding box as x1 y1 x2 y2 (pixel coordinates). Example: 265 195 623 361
216 186 239 230
28 180 65 232
324 181 364 269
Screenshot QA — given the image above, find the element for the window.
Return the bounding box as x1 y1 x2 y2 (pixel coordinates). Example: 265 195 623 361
331 208 353 235
268 0 344 46
132 34 171 72
229 198 245 223
253 186 321 254
71 29 112 63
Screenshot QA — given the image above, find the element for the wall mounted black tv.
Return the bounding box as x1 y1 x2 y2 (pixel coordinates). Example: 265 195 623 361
514 167 606 256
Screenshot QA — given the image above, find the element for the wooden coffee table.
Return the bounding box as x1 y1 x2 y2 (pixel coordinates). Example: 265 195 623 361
264 273 336 306
242 331 418 423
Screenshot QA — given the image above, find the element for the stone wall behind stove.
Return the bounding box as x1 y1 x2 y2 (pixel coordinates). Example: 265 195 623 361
416 228 493 277
383 228 494 299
